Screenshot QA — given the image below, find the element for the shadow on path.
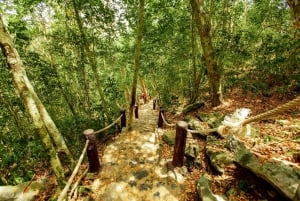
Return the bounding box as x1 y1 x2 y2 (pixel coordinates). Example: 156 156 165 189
92 101 185 201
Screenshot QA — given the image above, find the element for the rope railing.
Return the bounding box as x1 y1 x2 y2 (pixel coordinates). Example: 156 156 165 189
170 96 300 168
157 107 176 128
57 140 90 201
241 95 300 126
160 111 176 127
92 114 123 135
56 110 127 201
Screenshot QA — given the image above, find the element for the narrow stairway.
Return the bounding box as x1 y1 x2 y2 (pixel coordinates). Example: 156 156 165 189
92 100 185 201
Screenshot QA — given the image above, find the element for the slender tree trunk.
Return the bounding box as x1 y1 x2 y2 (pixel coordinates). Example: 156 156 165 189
190 13 204 104
49 54 78 117
190 0 223 107
0 89 24 137
140 77 148 103
64 7 91 114
287 0 300 29
0 15 66 187
128 0 145 130
71 0 110 118
78 47 92 113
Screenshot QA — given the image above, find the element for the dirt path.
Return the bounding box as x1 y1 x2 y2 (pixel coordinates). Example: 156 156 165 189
92 101 185 201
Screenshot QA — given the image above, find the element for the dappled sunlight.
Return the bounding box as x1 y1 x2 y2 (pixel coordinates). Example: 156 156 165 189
95 101 185 201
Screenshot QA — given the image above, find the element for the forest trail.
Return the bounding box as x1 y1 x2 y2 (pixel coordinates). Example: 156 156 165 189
92 100 185 201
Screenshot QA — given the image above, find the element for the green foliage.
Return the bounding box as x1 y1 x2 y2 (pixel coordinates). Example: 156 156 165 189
220 0 300 95
264 135 272 143
1 0 300 187
0 112 47 185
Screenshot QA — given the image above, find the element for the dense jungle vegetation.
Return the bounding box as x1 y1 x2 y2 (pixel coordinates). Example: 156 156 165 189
0 0 299 199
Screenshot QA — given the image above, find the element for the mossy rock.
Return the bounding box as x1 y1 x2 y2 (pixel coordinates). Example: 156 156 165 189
162 131 176 146
197 174 227 201
227 135 300 201
197 112 224 128
182 101 205 114
185 143 201 159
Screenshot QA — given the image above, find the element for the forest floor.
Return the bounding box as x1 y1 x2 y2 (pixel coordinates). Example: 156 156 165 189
163 89 300 201
35 89 299 201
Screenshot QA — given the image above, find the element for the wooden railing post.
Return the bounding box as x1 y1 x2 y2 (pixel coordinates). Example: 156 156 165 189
83 129 100 172
158 107 164 128
153 99 156 110
135 105 139 119
120 110 126 128
172 121 188 167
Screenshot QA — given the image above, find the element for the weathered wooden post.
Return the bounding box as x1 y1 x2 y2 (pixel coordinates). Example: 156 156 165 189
153 99 156 110
83 129 100 172
135 105 139 119
120 110 126 128
157 98 160 107
158 107 164 128
172 121 188 167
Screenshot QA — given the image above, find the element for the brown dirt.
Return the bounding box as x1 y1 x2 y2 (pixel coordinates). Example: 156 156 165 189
36 90 299 200
163 90 299 201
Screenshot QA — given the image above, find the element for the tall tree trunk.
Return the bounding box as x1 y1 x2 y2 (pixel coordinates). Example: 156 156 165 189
190 13 204 104
190 0 223 107
0 15 66 187
128 0 145 130
287 0 300 29
71 0 110 118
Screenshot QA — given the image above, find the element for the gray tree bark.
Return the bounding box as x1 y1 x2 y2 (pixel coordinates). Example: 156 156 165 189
190 0 223 107
0 15 67 187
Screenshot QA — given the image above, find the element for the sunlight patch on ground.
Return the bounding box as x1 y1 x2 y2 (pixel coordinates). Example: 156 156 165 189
95 101 185 201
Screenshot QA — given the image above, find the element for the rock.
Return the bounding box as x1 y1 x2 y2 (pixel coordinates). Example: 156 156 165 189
185 143 202 170
102 182 137 201
182 101 205 114
206 136 234 174
96 102 186 201
184 116 209 138
227 135 300 201
185 143 200 159
133 170 149 180
197 112 224 128
197 174 227 201
0 180 45 201
162 130 176 146
206 150 233 174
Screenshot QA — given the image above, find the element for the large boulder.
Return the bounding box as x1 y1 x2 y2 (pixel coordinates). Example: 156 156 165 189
0 180 45 201
226 135 300 201
197 112 224 128
206 136 234 174
182 102 205 114
162 130 176 146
